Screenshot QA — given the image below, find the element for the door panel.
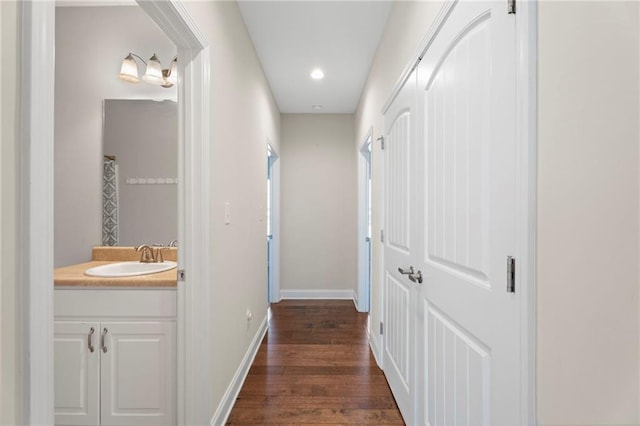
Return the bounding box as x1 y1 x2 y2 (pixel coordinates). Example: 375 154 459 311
425 10 491 287
382 70 417 425
416 2 519 425
387 111 411 254
425 301 491 426
54 321 100 426
101 322 175 426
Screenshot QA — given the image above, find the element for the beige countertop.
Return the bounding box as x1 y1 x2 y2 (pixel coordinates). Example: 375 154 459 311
54 247 178 288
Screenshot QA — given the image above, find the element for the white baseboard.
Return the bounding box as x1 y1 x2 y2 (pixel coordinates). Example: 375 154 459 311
280 289 355 300
369 329 383 369
210 314 268 426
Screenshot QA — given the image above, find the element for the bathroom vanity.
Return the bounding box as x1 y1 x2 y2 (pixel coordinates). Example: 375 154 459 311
53 247 177 426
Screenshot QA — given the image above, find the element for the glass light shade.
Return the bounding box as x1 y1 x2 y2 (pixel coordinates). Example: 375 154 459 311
142 54 164 85
165 58 178 86
118 54 140 83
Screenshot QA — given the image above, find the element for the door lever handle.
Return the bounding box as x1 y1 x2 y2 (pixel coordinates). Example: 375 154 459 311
408 270 423 284
398 266 414 275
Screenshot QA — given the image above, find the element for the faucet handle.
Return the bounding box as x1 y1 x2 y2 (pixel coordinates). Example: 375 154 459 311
152 244 166 263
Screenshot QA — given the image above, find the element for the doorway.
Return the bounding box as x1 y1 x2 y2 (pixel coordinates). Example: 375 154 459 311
21 1 211 424
267 142 280 303
357 131 373 312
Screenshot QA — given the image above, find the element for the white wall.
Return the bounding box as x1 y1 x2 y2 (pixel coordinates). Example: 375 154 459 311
354 0 443 357
537 2 640 424
280 113 357 296
182 1 281 419
1 2 21 424
55 6 175 267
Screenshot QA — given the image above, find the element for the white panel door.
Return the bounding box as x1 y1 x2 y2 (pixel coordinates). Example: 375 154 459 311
415 2 519 425
54 321 100 426
100 321 175 426
382 69 418 425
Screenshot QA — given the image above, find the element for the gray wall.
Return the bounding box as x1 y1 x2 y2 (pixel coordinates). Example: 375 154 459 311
536 2 640 423
103 100 177 247
1 2 22 424
280 114 357 294
55 6 176 267
181 2 282 416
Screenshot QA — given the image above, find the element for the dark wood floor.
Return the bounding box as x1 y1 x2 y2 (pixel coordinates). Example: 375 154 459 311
226 300 405 425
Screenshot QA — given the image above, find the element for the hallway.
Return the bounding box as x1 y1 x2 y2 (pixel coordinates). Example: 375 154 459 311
227 300 404 425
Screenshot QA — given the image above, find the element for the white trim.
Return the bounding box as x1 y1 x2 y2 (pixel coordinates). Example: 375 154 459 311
381 0 457 114
267 141 281 303
210 314 269 426
369 331 383 370
20 2 55 423
280 289 356 301
356 129 373 313
136 2 211 425
515 1 538 424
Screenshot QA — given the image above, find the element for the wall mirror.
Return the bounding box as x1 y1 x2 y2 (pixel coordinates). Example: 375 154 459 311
102 99 177 247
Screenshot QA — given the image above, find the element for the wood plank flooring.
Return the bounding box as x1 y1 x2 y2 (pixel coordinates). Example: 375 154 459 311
227 300 405 425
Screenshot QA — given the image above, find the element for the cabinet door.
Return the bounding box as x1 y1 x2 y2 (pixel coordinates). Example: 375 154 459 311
100 321 175 426
54 321 100 426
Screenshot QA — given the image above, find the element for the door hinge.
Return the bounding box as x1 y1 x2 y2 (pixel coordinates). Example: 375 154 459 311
508 0 516 14
507 257 515 293
380 230 384 243
178 269 186 282
380 322 384 335
377 136 385 150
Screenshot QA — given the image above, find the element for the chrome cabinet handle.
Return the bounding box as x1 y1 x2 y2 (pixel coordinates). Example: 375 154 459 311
101 328 108 353
88 327 95 353
398 266 414 275
408 270 423 284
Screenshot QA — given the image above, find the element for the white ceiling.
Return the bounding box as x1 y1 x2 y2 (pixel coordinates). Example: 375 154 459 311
237 1 392 114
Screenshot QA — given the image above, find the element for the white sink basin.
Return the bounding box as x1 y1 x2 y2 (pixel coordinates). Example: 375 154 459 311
85 261 177 278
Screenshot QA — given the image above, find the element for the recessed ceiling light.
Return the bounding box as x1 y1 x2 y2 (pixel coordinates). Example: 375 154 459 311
312 105 323 111
310 69 324 80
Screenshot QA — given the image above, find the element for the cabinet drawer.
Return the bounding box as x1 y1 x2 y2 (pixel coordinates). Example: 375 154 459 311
55 289 176 318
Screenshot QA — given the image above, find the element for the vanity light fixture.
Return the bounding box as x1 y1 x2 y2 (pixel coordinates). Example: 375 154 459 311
118 53 177 88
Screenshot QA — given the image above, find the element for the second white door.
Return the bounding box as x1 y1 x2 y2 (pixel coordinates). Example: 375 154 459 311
382 1 521 424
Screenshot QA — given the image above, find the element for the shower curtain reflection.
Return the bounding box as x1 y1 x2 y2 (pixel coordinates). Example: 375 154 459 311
102 155 119 246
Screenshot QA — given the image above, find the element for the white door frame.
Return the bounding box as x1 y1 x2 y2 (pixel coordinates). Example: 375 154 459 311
356 129 373 312
20 1 211 424
379 0 538 423
267 141 281 303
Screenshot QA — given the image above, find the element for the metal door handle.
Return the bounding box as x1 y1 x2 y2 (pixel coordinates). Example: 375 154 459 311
88 327 95 353
408 270 423 284
398 266 414 275
101 328 108 353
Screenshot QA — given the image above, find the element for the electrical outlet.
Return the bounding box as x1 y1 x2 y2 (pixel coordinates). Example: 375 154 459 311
246 309 253 321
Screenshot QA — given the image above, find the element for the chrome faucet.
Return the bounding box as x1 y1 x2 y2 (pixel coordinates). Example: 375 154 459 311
134 244 155 263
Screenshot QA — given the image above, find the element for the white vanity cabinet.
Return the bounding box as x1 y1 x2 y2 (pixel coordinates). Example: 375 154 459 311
54 289 176 426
